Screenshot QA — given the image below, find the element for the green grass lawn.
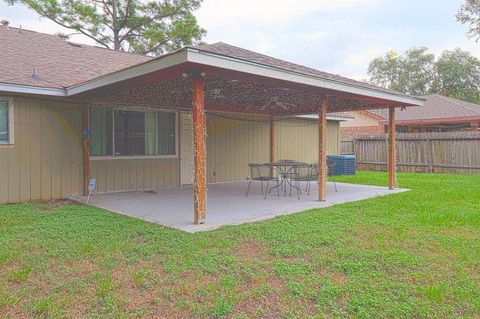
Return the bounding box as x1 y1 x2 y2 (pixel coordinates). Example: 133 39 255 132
1 172 479 318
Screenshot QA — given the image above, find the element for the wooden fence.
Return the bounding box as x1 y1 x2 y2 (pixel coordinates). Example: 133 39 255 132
341 132 480 174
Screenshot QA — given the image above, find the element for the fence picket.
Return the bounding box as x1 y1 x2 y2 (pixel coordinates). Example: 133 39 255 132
340 132 480 174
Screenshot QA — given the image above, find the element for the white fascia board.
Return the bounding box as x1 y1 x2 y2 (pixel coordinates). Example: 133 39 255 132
66 50 189 96
0 82 66 96
327 115 353 121
186 49 424 107
297 114 353 122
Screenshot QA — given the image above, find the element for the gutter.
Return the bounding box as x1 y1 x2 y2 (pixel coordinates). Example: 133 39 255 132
0 82 66 97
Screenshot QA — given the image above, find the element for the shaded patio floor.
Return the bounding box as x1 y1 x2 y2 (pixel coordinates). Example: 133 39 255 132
72 181 408 232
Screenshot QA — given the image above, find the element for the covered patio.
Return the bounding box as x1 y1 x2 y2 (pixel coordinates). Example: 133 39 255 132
73 181 408 232
71 43 423 226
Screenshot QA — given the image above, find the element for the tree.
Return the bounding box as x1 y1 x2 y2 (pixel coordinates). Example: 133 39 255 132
456 0 480 42
368 47 436 96
434 49 480 103
367 47 480 104
4 0 206 55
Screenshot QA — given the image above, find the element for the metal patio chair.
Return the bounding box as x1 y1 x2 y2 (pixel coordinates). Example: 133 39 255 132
245 163 279 197
311 160 338 193
289 163 313 198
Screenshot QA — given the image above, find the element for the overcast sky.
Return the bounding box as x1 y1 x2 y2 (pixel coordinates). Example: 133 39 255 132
1 0 478 80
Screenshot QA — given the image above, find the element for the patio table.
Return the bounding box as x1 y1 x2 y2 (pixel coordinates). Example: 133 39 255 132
264 160 307 199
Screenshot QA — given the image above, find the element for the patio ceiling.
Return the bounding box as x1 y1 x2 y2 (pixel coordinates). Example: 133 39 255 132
85 74 404 115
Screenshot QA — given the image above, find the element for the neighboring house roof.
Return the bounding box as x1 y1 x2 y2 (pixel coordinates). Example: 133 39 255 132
367 94 480 124
0 26 151 88
0 25 422 108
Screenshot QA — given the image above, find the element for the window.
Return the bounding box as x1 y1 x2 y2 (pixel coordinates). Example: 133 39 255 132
90 108 113 156
157 112 176 155
89 107 176 157
0 99 11 144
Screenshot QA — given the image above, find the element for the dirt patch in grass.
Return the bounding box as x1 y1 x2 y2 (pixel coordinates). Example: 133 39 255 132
0 306 32 319
32 199 81 212
234 240 266 260
330 271 349 285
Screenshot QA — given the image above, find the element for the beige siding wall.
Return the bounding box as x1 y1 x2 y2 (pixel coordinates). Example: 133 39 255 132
206 113 340 183
206 113 270 183
0 97 83 203
276 118 339 163
341 111 380 127
90 158 179 193
0 100 341 202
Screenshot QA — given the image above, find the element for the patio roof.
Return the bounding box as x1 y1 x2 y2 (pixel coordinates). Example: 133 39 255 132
1 27 423 112
72 44 423 115
72 43 408 225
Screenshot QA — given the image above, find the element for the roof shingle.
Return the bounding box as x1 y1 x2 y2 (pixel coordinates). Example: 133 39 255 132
0 26 419 103
0 26 151 88
194 42 412 98
368 94 480 122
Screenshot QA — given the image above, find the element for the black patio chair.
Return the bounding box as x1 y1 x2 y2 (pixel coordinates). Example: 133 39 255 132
311 160 338 192
245 163 279 197
289 163 314 198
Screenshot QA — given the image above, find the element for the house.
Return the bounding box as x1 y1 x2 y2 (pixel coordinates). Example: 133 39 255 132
0 25 422 224
341 94 480 138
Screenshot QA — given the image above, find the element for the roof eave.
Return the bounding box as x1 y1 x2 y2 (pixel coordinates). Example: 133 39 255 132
186 48 424 107
65 49 189 96
0 82 66 96
379 116 480 126
0 46 425 106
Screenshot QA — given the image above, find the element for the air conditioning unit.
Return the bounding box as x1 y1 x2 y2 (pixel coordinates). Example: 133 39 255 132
327 155 356 176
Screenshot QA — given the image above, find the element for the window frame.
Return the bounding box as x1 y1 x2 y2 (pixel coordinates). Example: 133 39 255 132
0 97 14 146
90 107 179 160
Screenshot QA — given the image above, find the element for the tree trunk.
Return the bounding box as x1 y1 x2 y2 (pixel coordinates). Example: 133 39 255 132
112 0 120 50
113 31 120 50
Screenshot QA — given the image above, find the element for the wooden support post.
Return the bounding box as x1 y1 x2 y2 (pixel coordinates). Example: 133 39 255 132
270 114 275 163
192 76 207 224
318 96 328 201
82 106 91 196
388 106 396 189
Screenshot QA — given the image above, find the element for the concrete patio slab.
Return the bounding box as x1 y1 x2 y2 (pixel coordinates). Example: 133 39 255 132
72 182 408 232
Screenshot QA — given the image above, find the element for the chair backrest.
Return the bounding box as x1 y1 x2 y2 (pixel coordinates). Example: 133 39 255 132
248 163 272 180
311 161 336 176
293 164 312 179
278 159 299 164
327 159 336 175
327 158 336 167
